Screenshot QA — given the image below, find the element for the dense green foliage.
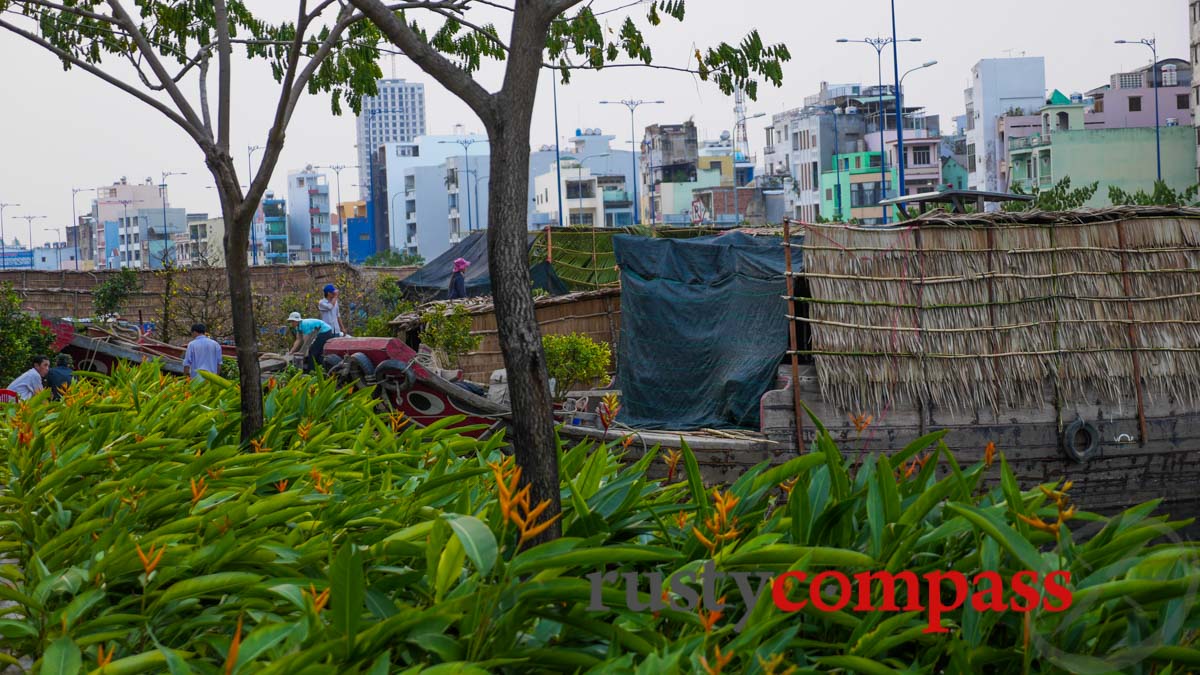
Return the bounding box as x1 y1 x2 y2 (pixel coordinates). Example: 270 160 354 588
542 332 612 396
0 282 54 383
2 364 1199 673
419 304 482 368
363 251 426 268
91 269 142 319
1003 178 1099 211
1108 181 1200 207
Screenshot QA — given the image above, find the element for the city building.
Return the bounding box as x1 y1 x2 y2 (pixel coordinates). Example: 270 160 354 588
529 129 638 227
378 132 488 259
820 150 898 223
641 121 707 224
90 177 162 268
533 159 604 226
287 166 333 262
1193 0 1200 181
31 243 78 271
65 215 94 270
260 193 290 264
355 78 426 200
444 153 491 240
138 206 187 269
1007 92 1195 205
1086 59 1194 130
963 57 1048 194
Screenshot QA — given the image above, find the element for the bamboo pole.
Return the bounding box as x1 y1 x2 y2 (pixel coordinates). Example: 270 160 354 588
1116 219 1149 447
782 218 805 453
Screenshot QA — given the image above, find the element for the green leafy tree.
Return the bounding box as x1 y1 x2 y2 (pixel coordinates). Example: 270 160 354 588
419 303 482 368
0 283 54 383
344 0 790 540
363 249 425 267
3 0 384 440
1109 181 1200 206
92 268 142 318
1003 177 1098 211
542 332 611 397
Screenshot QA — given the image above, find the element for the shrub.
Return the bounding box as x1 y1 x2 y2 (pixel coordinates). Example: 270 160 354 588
542 332 612 396
364 249 426 267
0 282 54 383
2 369 1199 673
92 267 142 318
419 302 481 367
1109 181 1200 207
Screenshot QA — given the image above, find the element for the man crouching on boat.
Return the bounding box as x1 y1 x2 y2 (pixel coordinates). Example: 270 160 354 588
286 312 337 373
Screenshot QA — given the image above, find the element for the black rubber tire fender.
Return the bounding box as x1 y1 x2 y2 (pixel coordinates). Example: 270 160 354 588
322 354 344 371
374 359 416 392
1062 418 1100 462
340 352 376 388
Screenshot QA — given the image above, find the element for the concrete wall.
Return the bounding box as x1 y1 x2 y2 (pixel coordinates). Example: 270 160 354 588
1053 126 1196 205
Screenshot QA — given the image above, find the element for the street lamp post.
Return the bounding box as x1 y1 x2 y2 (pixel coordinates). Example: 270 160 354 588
837 36 921 223
248 145 264 264
439 138 488 232
733 112 765 225
160 171 186 268
315 164 358 259
17 215 46 268
49 227 62 269
575 153 610 227
896 61 938 196
0 202 18 270
71 187 95 271
600 99 665 224
1116 38 1161 182
388 190 405 259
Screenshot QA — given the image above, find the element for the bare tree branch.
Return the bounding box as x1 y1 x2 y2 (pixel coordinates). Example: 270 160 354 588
199 49 214 138
11 0 121 24
212 0 233 152
305 0 342 23
348 0 495 119
106 0 206 133
0 17 206 146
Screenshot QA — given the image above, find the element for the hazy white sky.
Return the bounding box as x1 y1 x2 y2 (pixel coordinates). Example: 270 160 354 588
0 0 1188 246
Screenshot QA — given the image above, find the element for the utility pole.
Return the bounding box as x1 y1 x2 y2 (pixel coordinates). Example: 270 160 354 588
16 215 46 269
0 202 17 270
316 164 358 259
600 99 665 224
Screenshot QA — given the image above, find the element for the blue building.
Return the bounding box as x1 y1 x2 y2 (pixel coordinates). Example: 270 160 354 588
261 193 289 264
347 216 374 263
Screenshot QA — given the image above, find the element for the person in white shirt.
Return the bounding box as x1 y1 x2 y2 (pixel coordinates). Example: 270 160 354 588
318 284 343 335
6 355 50 400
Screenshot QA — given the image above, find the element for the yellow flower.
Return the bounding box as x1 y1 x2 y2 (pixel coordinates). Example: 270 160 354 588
984 441 996 468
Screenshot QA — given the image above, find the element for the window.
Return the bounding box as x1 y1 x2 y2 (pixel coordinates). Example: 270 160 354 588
854 156 862 169
1179 94 1191 110
1163 64 1179 87
1129 96 1142 112
967 144 977 173
825 188 833 201
1119 72 1141 89
912 147 931 166
792 132 800 151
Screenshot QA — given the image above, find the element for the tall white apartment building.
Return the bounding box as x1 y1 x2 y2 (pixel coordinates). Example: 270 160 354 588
963 57 1046 194
355 79 427 199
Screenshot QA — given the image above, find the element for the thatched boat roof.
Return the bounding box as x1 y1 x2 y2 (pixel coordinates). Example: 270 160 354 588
389 287 621 330
796 207 1200 415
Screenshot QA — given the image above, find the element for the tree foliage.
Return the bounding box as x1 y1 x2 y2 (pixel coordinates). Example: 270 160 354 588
1003 177 1098 212
0 282 54 383
542 331 611 396
1109 181 1200 207
363 249 425 267
419 303 482 368
92 268 142 318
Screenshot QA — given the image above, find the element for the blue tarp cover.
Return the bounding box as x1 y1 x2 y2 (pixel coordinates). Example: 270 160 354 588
398 230 568 300
613 232 792 430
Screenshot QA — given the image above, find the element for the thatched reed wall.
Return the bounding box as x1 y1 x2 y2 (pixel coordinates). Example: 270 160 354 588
391 288 622 383
798 207 1200 415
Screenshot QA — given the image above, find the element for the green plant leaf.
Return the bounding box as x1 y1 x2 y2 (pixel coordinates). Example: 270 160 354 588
43 635 82 675
440 513 498 577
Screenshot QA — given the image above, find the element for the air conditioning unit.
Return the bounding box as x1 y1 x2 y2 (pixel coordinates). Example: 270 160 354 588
1166 118 1180 127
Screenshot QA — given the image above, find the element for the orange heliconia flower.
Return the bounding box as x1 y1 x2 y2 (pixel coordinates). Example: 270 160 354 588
663 449 683 483
206 467 224 480
297 421 313 441
849 413 874 433
310 470 333 495
389 411 410 433
190 476 208 504
701 645 734 675
758 653 797 675
275 479 289 493
489 455 561 546
674 510 692 530
135 541 165 575
224 613 244 675
250 438 268 453
692 489 742 555
304 583 331 613
778 477 798 496
621 435 635 449
1017 512 1060 536
96 643 114 668
698 595 726 633
984 441 997 468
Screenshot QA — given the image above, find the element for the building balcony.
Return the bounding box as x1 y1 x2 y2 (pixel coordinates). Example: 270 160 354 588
266 232 288 240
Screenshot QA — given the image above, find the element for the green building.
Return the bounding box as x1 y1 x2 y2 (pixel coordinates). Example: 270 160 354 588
819 151 897 224
941 156 969 191
1008 97 1195 206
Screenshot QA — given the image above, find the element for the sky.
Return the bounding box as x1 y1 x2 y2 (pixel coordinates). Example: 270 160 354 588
0 0 1189 247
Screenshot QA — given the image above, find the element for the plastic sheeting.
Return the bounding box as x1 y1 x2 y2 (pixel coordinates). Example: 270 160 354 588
613 232 793 430
398 231 568 301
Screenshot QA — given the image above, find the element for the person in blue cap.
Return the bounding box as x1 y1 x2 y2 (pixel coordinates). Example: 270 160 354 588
318 283 344 335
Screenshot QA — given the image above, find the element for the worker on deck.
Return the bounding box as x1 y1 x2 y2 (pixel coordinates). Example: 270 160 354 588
182 323 223 380
46 354 74 400
448 258 469 299
286 313 336 373
6 355 49 401
318 283 346 335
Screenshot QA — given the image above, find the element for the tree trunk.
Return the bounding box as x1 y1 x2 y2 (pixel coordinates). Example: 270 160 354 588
208 154 264 441
486 10 561 543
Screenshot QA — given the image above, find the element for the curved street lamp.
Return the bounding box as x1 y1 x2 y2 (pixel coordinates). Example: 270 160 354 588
1115 38 1161 182
895 60 938 196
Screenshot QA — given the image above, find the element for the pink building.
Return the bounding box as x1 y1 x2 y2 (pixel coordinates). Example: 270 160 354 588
1086 58 1193 129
